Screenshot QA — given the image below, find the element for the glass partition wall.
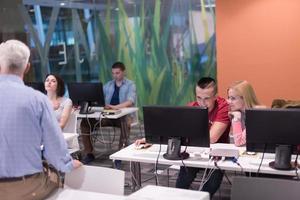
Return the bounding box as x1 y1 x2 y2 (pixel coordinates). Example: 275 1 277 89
0 0 216 107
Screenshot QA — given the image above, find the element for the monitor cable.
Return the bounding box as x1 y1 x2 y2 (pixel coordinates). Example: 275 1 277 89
294 152 299 180
154 142 162 186
199 157 214 191
257 144 267 176
82 113 94 146
214 159 232 185
199 167 216 191
181 145 188 173
92 117 116 145
230 157 244 175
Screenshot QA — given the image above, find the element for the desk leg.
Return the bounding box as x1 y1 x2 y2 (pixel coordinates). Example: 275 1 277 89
130 161 141 192
119 116 129 150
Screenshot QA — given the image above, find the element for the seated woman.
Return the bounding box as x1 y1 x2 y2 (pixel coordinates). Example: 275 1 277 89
45 74 72 129
227 80 265 146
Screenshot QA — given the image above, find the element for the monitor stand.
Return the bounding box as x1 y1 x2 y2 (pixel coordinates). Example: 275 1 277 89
163 138 189 160
79 102 94 114
269 145 296 170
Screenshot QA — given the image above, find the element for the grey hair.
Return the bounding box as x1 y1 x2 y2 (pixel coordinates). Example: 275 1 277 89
0 40 30 74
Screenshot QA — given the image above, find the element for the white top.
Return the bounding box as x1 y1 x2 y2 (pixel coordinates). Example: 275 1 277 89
54 97 72 122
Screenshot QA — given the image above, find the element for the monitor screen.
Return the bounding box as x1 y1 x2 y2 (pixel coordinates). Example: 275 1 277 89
246 108 300 170
246 108 300 153
25 82 45 94
67 82 105 107
143 106 210 160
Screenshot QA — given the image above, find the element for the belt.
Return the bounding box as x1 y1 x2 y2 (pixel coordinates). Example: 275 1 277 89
0 172 42 182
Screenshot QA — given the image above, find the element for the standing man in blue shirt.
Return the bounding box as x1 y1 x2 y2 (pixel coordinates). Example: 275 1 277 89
0 40 82 200
81 62 136 164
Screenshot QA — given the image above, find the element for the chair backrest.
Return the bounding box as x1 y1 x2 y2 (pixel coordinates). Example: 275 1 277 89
62 111 79 150
231 176 300 200
63 111 77 133
130 109 139 127
64 165 125 195
130 96 139 127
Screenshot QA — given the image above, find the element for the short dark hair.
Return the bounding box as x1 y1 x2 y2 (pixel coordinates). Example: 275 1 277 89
45 74 65 97
197 77 217 94
111 62 126 71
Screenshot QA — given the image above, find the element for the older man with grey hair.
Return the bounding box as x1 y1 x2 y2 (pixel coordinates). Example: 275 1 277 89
0 40 82 200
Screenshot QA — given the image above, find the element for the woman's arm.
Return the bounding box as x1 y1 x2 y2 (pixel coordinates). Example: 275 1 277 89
229 111 246 146
232 120 246 146
59 99 73 129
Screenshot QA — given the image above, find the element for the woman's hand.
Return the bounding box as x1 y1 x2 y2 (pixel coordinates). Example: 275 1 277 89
228 111 242 122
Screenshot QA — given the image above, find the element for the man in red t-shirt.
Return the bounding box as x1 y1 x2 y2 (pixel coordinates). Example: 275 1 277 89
134 77 230 197
135 78 230 146
176 77 230 198
187 81 230 143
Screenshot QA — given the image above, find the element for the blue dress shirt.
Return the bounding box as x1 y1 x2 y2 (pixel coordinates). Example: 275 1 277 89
0 75 73 178
104 78 136 105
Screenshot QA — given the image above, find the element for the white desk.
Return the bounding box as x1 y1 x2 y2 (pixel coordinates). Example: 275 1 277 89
126 185 209 200
76 107 138 120
110 143 300 190
48 185 208 200
47 188 125 200
76 107 138 149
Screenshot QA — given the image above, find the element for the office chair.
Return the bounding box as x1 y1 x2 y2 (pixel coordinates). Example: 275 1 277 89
231 176 300 200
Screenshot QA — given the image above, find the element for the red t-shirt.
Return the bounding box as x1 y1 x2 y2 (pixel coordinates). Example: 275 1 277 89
187 96 231 143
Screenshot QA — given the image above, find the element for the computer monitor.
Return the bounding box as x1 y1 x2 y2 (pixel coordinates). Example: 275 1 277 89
25 82 45 94
67 82 105 114
246 108 300 170
143 106 210 160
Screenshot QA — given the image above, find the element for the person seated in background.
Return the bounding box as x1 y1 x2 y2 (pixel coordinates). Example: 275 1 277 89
271 99 300 108
0 39 82 200
80 61 136 164
45 74 72 129
136 77 230 198
227 80 265 146
103 62 136 110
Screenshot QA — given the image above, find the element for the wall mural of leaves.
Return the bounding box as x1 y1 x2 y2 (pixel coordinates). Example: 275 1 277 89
24 0 216 119
94 0 216 115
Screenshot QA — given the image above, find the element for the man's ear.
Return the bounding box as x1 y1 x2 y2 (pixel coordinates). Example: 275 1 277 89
24 63 31 74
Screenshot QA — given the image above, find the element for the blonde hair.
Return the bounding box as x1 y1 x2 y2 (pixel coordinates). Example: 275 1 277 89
228 80 260 109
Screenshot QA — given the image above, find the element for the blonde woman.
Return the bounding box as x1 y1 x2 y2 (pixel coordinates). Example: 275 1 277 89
227 80 265 146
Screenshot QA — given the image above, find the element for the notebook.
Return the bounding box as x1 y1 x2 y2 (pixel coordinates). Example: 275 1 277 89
102 109 121 115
